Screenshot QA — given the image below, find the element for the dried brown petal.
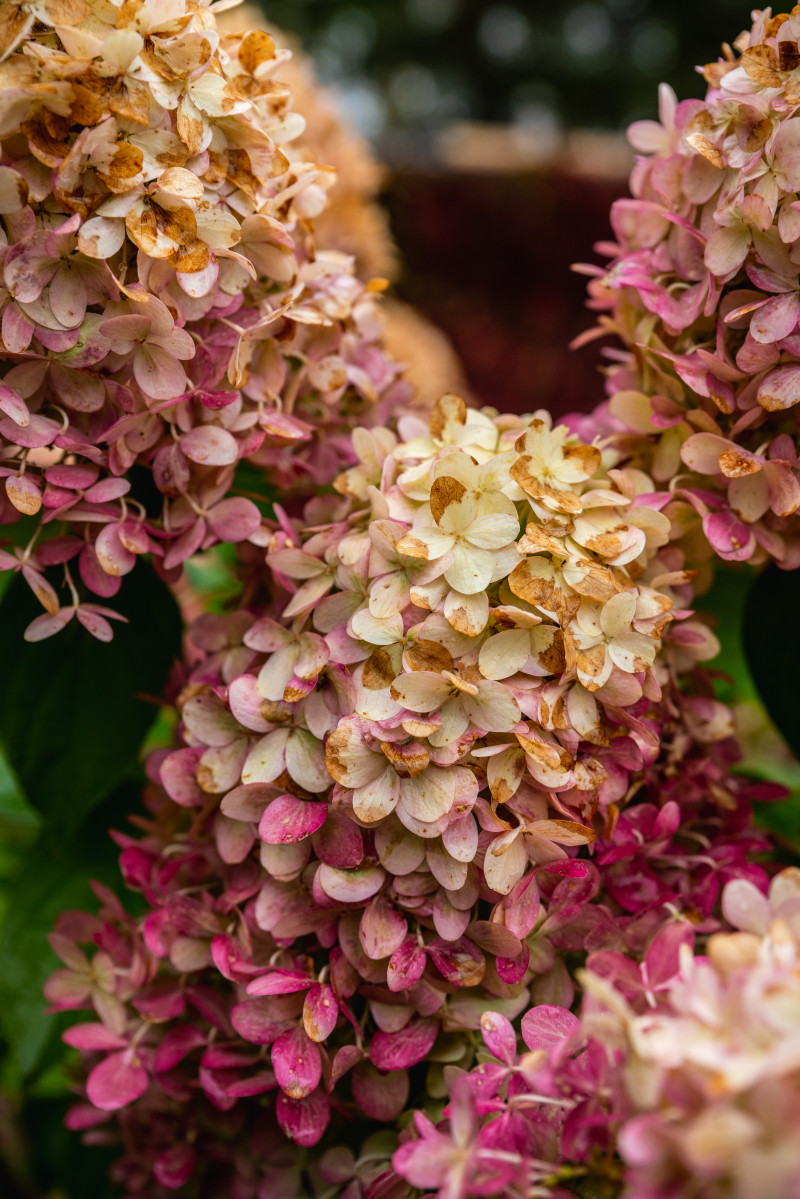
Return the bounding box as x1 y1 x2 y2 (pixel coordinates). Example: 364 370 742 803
239 30 276 75
741 44 783 87
429 392 466 439
405 639 455 673
430 475 467 524
380 741 429 778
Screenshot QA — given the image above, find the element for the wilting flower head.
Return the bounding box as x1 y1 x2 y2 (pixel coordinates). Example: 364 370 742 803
579 8 800 571
0 1 407 638
46 387 749 1195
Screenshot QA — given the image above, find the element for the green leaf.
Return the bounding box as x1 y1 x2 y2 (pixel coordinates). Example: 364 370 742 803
0 563 181 833
0 840 118 1075
743 564 800 760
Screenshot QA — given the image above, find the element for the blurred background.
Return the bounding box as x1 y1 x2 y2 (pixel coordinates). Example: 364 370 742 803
252 0 760 416
3 4 791 1198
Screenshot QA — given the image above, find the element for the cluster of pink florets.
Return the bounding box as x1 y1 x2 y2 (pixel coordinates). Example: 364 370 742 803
38 5 800 1197
0 0 405 640
46 388 776 1196
579 7 800 571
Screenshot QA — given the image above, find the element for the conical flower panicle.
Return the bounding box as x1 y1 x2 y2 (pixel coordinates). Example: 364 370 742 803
0 2 407 640
48 394 773 1193
581 8 800 571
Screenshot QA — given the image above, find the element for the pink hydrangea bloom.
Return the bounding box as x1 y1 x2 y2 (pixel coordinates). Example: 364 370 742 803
0 3 407 638
577 8 800 571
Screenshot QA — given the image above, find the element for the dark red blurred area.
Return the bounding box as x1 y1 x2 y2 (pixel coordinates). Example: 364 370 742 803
384 168 628 417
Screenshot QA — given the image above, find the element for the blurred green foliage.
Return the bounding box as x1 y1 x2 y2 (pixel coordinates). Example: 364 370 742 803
0 566 181 1198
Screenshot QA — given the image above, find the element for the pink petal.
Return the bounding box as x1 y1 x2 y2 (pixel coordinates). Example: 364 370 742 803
370 1018 438 1071
154 1144 196 1190
86 1050 149 1111
84 478 131 503
359 895 408 961
259 795 328 844
480 1011 517 1066
62 1023 127 1052
275 1088 330 1147
231 998 289 1045
428 936 485 988
351 1060 409 1122
302 983 339 1042
159 747 204 807
387 937 427 992
79 545 122 598
247 970 312 997
24 609 75 642
154 1026 207 1073
271 1025 322 1099
94 524 136 577
0 384 29 426
316 863 386 904
134 343 187 401
521 1005 581 1055
179 425 239 466
207 496 262 542
702 510 756 561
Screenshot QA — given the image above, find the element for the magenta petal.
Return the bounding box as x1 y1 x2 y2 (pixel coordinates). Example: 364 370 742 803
259 794 328 844
427 936 485 988
521 1005 582 1055
86 1050 149 1111
275 1088 330 1147
643 921 694 989
702 510 756 561
231 999 290 1046
370 1018 439 1071
496 941 530 985
246 969 312 997
387 938 426 992
62 1023 127 1052
154 1143 196 1190
352 1060 409 1122
271 1025 322 1098
479 1011 517 1066
302 982 338 1042
154 1026 207 1073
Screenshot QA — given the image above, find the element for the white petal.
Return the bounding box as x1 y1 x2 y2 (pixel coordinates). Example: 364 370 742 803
353 767 398 823
391 671 451 713
479 629 531 680
608 631 657 673
600 591 636 639
483 830 527 895
465 512 519 550
465 682 521 733
399 766 454 823
443 588 489 635
242 728 289 784
445 543 493 595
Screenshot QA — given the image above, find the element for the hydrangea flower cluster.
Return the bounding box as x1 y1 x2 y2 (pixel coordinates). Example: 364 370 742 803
0 0 406 638
45 391 777 1196
37 7 800 1198
579 6 800 572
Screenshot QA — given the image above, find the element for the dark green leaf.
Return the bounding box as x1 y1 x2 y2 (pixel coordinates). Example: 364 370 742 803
743 564 800 760
0 563 181 833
